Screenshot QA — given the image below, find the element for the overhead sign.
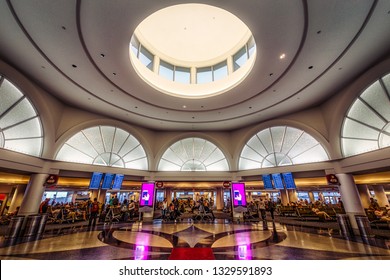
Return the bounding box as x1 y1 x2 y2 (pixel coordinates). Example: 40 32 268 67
326 174 339 185
45 174 59 186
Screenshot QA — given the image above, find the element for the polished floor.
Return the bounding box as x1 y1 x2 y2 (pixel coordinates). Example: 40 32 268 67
0 218 389 260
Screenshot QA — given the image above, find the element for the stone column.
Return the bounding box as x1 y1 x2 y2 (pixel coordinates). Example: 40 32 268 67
18 173 48 216
336 173 366 233
8 185 27 212
372 185 388 207
287 189 298 203
357 185 371 208
216 187 224 211
280 189 289 206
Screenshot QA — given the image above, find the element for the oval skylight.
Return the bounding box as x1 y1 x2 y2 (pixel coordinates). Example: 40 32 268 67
129 3 256 99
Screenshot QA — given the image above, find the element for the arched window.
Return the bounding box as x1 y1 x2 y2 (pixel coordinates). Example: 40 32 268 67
158 137 229 171
239 126 329 170
56 126 148 170
341 73 390 157
0 75 43 157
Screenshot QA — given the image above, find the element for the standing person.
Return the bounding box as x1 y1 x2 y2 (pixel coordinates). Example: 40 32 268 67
39 198 50 214
258 198 267 221
267 198 275 220
88 198 99 228
161 198 168 219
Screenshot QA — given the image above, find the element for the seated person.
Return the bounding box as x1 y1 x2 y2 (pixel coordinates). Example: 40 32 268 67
311 206 332 220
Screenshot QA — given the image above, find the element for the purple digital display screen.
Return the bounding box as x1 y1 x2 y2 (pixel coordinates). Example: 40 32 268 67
140 182 155 207
231 182 247 207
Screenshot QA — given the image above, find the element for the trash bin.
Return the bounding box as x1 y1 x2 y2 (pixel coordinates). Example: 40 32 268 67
23 214 42 238
5 216 25 239
36 213 49 238
355 215 374 240
336 214 354 238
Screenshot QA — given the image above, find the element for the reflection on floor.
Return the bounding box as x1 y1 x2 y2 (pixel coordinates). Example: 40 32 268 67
0 219 389 260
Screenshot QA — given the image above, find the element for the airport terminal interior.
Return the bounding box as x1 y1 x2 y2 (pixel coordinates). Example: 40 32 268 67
0 0 390 260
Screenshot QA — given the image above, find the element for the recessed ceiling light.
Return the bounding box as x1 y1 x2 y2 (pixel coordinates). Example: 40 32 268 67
279 53 286 59
100 53 105 58
182 105 187 109
72 64 77 68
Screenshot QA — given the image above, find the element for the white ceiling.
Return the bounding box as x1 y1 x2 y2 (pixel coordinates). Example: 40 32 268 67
0 0 390 131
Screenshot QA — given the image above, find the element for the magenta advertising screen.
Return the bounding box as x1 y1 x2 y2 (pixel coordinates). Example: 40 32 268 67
140 182 155 207
231 182 247 207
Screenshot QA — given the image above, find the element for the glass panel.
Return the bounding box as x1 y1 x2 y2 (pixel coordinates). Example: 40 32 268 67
360 81 390 122
170 141 188 161
0 131 4 147
83 127 105 154
0 79 23 116
348 99 386 129
213 61 228 81
203 148 225 166
240 145 264 162
247 37 256 58
182 160 205 171
130 36 140 57
161 148 183 165
281 127 303 154
279 156 293 166
182 138 195 160
246 135 268 157
158 158 181 171
239 158 260 170
262 157 275 168
274 152 288 166
2 118 42 139
292 144 329 164
112 128 129 154
342 138 378 157
101 126 116 152
233 46 247 71
258 129 273 153
270 126 285 153
56 144 93 164
139 45 154 70
159 60 174 81
0 98 37 129
264 154 277 167
126 158 148 170
4 138 42 157
109 154 124 167
382 73 390 93
197 67 213 84
379 124 390 148
205 159 229 171
174 66 191 84
122 145 146 162
288 133 318 158
93 155 107 166
342 118 379 140
118 134 139 156
193 138 206 159
66 132 98 157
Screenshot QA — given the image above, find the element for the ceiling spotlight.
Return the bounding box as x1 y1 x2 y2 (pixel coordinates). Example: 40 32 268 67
279 53 286 59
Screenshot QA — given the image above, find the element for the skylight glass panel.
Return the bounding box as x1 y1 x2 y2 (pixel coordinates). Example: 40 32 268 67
159 60 174 81
213 61 228 81
130 36 140 57
247 37 256 58
4 138 42 157
348 99 386 129
342 138 378 156
139 45 154 70
197 67 213 84
239 158 260 170
174 66 191 84
342 118 379 140
233 46 247 71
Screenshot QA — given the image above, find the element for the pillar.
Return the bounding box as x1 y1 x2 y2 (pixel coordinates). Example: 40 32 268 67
165 188 172 205
287 189 298 203
336 173 366 233
18 173 48 216
372 185 388 207
357 185 371 208
280 189 289 206
8 185 27 212
308 191 315 203
216 187 224 211
95 189 105 204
